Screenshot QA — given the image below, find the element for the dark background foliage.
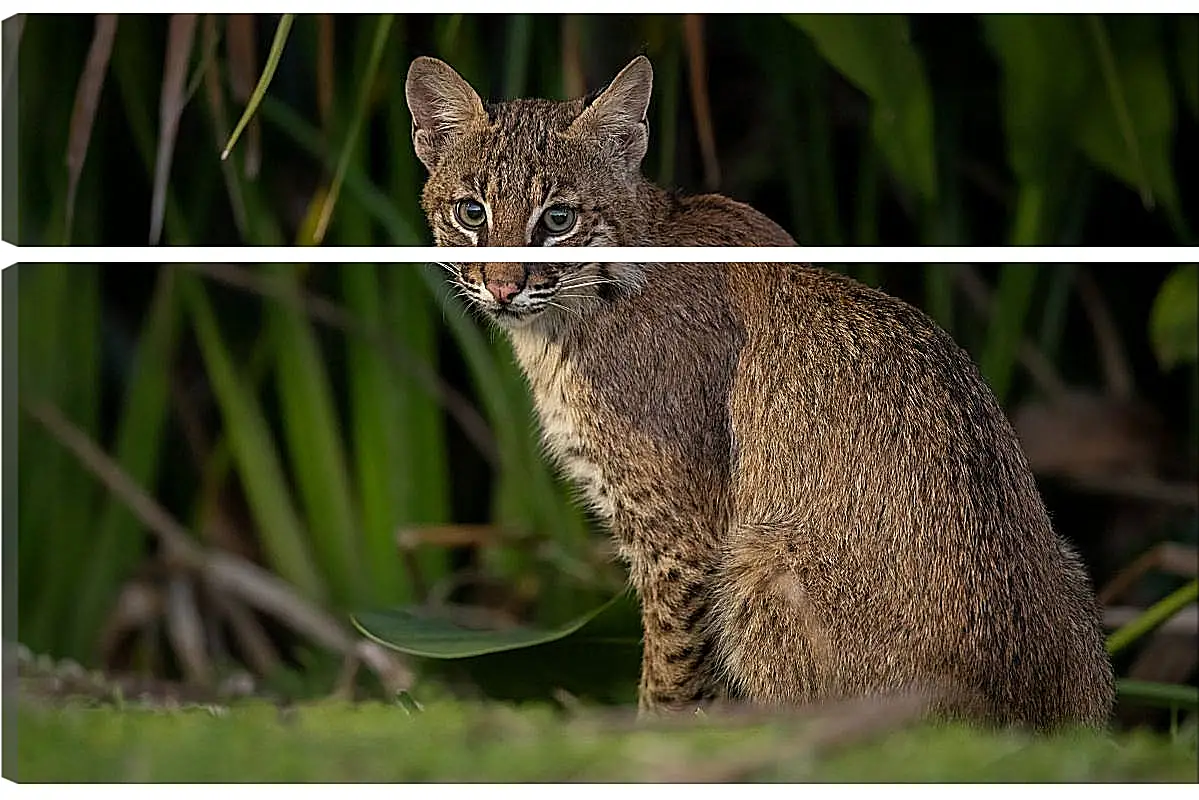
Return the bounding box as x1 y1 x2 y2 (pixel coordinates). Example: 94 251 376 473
7 13 1198 246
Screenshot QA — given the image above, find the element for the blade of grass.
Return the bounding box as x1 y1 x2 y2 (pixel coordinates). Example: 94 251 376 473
225 14 261 178
342 264 418 605
222 13 294 161
1035 265 1076 363
979 264 1040 404
64 14 117 244
683 14 720 190
259 95 423 243
654 39 680 189
560 15 584 98
200 15 248 238
316 15 334 129
502 14 532 98
386 266 454 589
67 267 183 658
149 13 197 245
19 265 101 657
1118 679 1199 712
108 15 192 245
267 264 364 608
180 271 327 604
1108 579 1199 656
1086 15 1151 208
306 14 393 245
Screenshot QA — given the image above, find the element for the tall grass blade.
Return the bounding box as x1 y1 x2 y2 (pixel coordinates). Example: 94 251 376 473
683 14 720 190
222 13 294 161
342 264 417 605
225 14 261 178
149 13 196 245
181 272 327 604
18 265 101 657
64 14 117 244
1107 579 1199 655
67 267 183 658
267 264 363 608
200 15 248 237
308 14 393 245
259 96 423 243
502 14 532 98
979 264 1039 404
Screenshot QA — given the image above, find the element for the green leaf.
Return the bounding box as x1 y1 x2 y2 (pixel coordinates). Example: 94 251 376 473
1150 264 1199 370
352 594 624 659
1077 17 1180 220
788 14 937 202
983 15 1090 185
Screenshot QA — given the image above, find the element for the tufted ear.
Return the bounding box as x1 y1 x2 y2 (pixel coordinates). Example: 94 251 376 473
567 56 653 172
405 56 487 170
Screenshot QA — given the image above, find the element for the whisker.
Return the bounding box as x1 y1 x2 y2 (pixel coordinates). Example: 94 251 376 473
546 301 582 319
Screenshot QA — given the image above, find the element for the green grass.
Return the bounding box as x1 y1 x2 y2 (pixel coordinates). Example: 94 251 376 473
14 699 1199 782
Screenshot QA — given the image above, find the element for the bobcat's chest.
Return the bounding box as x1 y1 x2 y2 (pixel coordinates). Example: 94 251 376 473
509 333 618 521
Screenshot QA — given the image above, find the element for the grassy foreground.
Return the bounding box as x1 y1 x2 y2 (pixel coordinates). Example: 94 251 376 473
14 698 1199 782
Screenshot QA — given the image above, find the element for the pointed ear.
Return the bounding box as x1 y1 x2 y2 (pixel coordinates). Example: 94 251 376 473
405 56 487 170
568 56 653 171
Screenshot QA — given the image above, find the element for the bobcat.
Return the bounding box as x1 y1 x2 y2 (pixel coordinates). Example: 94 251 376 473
405 54 1115 729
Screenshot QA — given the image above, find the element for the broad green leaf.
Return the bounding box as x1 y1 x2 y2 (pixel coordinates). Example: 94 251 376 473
1149 264 1199 370
983 15 1090 185
352 594 623 659
788 14 937 202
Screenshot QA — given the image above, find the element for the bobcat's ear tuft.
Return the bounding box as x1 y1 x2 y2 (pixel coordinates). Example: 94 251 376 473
569 55 653 171
406 57 487 171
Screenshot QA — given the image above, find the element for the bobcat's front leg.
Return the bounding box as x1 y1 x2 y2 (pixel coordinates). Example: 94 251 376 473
635 556 725 715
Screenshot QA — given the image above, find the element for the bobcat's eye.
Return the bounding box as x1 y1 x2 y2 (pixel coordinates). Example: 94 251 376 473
541 206 577 235
454 199 487 230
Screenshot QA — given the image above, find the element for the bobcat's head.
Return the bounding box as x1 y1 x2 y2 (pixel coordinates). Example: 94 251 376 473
406 55 653 248
407 56 654 328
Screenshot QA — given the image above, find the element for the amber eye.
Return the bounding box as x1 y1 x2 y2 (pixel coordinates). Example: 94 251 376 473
454 199 487 230
541 206 577 235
